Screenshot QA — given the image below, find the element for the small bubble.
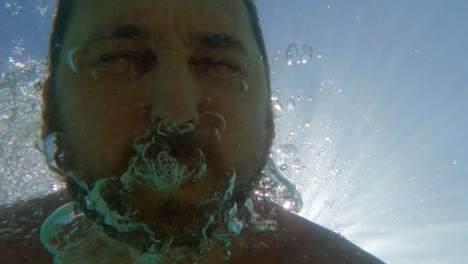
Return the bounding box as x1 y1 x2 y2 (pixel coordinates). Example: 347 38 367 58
302 140 315 152
292 159 302 173
271 91 279 101
301 45 313 64
283 144 299 159
31 102 42 111
34 81 43 91
274 112 284 120
308 97 313 102
324 200 335 209
273 101 283 112
287 98 296 110
286 43 299 66
224 250 232 261
452 160 457 165
51 184 61 192
280 164 288 171
315 151 325 161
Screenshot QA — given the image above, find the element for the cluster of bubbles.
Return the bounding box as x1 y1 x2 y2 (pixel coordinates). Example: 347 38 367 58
3 2 22 16
3 1 51 16
34 0 51 16
266 42 352 217
0 58 64 205
285 43 314 66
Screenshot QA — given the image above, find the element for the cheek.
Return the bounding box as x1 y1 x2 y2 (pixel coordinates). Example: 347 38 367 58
210 80 271 172
57 79 148 177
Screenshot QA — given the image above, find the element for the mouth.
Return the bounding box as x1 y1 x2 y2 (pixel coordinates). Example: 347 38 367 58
120 133 208 193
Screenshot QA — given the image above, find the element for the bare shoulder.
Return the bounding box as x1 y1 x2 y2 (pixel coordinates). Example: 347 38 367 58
0 190 71 264
270 204 384 264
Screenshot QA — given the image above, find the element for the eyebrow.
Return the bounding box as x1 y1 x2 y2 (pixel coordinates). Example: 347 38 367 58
87 24 149 43
84 25 248 56
195 33 249 56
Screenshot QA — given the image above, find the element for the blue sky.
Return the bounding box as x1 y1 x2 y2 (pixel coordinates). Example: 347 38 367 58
1 0 467 263
257 1 467 263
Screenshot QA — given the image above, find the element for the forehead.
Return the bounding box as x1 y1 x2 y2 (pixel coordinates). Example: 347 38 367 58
65 0 253 47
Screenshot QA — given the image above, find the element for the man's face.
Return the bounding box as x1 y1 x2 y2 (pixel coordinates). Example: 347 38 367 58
52 0 273 239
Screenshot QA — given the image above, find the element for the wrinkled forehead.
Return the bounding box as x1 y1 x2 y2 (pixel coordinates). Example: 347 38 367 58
65 0 253 47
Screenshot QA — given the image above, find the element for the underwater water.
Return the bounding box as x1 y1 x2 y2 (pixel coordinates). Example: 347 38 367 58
1 0 468 263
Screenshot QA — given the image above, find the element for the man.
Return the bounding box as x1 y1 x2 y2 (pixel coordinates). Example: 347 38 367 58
1 0 384 263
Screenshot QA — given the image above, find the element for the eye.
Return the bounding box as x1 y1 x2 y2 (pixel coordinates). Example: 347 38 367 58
92 50 156 80
191 57 242 78
98 53 135 66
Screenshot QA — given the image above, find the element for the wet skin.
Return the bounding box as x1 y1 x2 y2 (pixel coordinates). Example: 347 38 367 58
57 0 273 204
55 0 273 235
0 0 384 263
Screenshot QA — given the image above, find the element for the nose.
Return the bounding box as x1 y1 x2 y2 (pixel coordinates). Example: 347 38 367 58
147 54 201 126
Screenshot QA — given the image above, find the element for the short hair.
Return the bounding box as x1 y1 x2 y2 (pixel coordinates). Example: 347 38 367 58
42 0 270 138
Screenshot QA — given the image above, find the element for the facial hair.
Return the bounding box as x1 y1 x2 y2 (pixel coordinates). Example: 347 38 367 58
61 116 251 247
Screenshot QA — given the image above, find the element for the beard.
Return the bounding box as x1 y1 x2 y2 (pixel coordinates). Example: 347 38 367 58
58 115 272 248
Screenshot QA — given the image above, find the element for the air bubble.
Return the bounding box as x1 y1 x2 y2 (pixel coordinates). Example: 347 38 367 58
66 46 80 73
271 91 279 101
287 98 296 110
301 45 313 64
43 133 64 173
303 121 311 129
273 101 283 112
315 151 326 161
286 43 314 65
242 80 249 93
286 43 299 66
280 144 299 160
292 159 302 173
224 250 232 261
280 164 288 171
34 81 43 91
286 131 295 141
4 3 22 16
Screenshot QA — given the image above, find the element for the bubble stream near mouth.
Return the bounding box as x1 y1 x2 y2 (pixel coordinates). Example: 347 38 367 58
120 140 207 193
